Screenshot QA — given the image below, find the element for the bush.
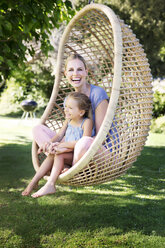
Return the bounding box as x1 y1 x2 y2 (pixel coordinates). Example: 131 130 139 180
152 78 165 118
0 61 54 117
150 116 165 134
150 78 165 134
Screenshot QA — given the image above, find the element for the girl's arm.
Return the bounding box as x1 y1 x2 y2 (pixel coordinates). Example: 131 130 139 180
95 100 108 135
50 120 68 143
38 120 68 154
55 118 93 152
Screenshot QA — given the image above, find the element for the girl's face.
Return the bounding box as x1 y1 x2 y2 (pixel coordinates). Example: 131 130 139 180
64 97 85 121
65 59 88 89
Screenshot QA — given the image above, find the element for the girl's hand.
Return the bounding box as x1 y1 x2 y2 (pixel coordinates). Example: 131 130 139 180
57 142 66 148
48 142 60 154
37 142 51 154
55 146 73 154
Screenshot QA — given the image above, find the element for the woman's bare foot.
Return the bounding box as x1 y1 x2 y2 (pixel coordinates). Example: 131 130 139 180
22 182 38 196
31 182 56 198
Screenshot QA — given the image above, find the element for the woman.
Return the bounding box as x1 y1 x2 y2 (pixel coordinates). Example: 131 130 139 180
33 54 109 163
28 54 109 197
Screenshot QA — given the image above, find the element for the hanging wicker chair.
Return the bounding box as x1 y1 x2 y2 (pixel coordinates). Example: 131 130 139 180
32 4 153 186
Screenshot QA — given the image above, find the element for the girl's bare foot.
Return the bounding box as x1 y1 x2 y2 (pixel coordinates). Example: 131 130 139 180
31 182 56 198
43 175 50 181
22 182 38 196
61 168 69 174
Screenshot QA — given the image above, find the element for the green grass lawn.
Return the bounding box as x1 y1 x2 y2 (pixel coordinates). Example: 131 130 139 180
0 116 165 248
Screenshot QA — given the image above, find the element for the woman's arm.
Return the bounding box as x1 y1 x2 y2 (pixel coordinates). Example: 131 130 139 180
83 118 93 136
95 99 108 135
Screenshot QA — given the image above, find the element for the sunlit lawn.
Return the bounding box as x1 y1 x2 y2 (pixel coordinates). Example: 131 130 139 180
0 116 165 248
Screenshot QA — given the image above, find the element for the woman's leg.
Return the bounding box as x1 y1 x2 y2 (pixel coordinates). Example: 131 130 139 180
73 136 94 165
31 152 73 198
32 124 56 147
22 154 54 196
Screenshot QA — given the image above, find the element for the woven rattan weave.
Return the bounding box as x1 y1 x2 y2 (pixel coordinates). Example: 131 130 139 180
32 4 153 186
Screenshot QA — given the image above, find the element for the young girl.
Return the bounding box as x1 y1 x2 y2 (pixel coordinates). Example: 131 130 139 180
22 92 93 197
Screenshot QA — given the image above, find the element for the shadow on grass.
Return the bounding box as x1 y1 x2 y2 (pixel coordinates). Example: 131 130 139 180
0 144 165 247
96 146 165 194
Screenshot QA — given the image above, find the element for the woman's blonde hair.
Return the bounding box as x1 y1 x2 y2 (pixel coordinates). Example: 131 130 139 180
68 92 92 119
65 53 87 70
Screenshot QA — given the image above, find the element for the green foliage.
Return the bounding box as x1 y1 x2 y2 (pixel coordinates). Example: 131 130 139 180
1 0 165 119
0 77 22 115
150 116 165 134
0 0 75 81
108 0 165 77
153 91 165 118
1 0 164 81
152 78 165 118
0 61 54 116
79 0 165 78
150 78 165 134
11 62 54 102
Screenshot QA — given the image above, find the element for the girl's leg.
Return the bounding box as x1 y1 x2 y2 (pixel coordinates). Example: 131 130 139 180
32 124 56 147
32 124 69 174
73 136 94 165
22 154 54 196
31 152 73 198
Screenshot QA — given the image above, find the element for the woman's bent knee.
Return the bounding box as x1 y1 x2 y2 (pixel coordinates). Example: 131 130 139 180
32 124 56 147
73 136 94 164
32 124 45 137
75 136 94 150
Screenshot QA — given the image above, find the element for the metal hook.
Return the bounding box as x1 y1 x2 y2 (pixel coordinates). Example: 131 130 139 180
88 0 94 4
70 0 76 10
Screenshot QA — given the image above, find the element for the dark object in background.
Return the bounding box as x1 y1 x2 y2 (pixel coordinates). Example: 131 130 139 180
21 100 38 119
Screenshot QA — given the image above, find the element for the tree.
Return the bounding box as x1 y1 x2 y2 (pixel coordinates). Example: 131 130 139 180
0 0 75 82
104 0 165 77
76 0 165 77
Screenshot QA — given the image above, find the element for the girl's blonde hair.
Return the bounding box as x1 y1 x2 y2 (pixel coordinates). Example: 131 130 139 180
68 92 92 119
65 53 87 70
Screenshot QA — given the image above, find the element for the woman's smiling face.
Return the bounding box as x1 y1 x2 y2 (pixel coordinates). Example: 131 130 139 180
65 59 88 89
